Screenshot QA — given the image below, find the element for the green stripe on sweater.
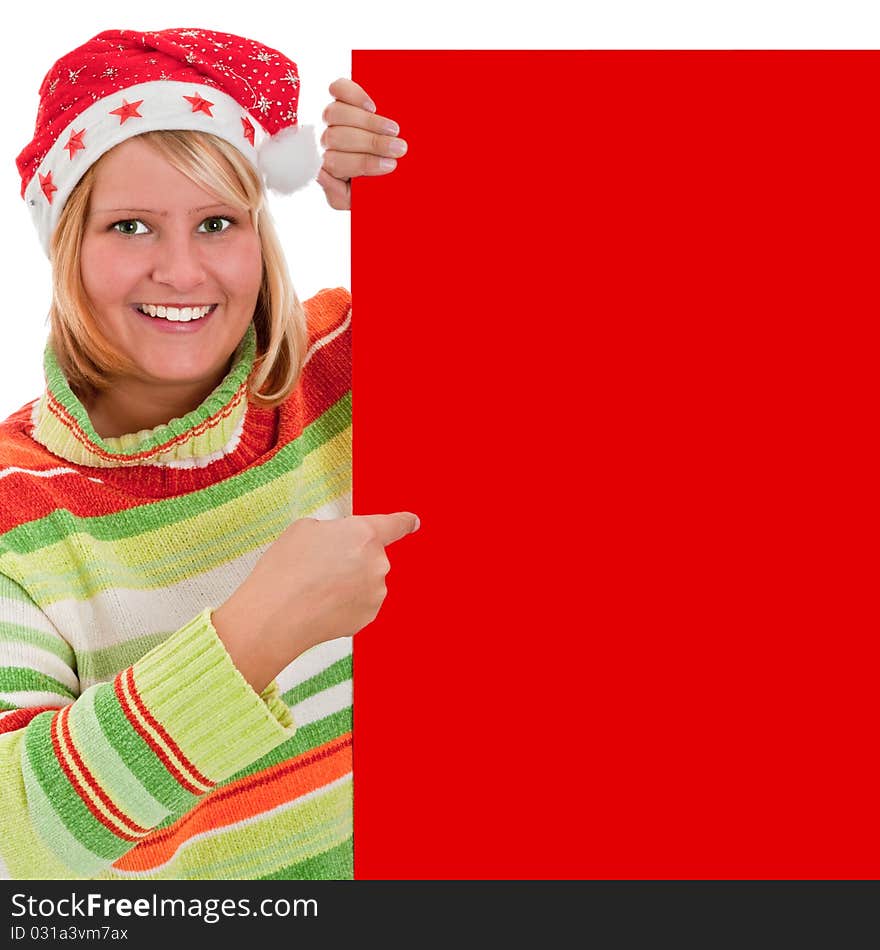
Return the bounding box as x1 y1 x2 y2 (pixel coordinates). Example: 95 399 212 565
71 686 170 829
77 634 168 686
0 667 76 699
0 573 33 603
260 837 353 880
0 622 76 665
24 713 131 861
92 682 201 814
282 656 352 707
18 722 109 877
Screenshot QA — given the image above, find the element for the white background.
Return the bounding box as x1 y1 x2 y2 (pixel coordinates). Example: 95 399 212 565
0 0 877 418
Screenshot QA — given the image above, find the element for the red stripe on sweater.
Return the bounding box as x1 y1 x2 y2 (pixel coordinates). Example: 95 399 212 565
123 668 213 788
113 670 210 797
0 705 64 734
57 703 150 836
50 707 140 842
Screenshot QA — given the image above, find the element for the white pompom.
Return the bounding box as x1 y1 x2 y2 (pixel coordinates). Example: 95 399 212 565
256 124 322 195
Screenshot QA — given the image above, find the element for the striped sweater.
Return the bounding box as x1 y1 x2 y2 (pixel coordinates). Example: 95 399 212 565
0 287 352 880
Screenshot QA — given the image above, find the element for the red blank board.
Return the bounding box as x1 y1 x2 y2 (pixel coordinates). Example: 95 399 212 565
352 51 880 878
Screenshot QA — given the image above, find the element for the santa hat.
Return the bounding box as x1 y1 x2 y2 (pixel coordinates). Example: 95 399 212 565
15 27 322 257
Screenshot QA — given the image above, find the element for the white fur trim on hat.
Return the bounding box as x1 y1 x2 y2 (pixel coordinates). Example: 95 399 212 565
257 124 322 196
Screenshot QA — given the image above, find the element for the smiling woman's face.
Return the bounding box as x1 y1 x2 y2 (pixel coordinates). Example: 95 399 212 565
79 135 263 393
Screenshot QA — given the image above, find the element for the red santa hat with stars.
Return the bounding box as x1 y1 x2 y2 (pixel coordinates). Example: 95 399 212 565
15 27 321 257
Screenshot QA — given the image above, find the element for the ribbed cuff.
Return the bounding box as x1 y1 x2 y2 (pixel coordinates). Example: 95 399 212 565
259 678 294 730
130 607 296 782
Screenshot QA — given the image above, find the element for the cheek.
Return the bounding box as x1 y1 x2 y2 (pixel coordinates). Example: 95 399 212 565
78 239 102 298
80 237 136 302
224 233 263 295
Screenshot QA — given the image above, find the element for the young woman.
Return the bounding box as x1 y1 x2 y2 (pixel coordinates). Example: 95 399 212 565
0 27 418 880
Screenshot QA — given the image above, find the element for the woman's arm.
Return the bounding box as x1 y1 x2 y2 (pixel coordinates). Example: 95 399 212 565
0 572 295 879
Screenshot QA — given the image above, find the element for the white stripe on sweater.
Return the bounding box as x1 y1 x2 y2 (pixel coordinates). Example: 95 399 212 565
302 307 351 368
0 594 72 638
291 681 352 729
0 464 104 485
0 691 73 709
276 638 353 694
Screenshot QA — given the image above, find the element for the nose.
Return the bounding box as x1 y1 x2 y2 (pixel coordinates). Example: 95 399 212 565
149 226 208 291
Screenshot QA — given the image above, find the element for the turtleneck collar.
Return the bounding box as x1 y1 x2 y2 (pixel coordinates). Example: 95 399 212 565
30 322 258 469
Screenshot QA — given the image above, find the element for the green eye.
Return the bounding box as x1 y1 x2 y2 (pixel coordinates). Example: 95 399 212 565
112 220 146 235
200 216 234 233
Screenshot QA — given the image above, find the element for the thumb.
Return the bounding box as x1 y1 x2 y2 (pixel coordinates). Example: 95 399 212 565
317 167 351 210
357 512 420 546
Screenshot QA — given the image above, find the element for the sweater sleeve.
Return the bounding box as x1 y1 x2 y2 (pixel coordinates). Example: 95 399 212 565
0 571 296 879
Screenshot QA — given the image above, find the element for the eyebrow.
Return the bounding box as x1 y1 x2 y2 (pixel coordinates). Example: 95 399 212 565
90 204 233 217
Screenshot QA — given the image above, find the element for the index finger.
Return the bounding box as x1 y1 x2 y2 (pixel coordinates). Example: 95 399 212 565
329 77 376 111
356 512 421 545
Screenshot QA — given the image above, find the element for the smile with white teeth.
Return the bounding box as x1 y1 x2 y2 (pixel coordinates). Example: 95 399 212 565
136 304 216 322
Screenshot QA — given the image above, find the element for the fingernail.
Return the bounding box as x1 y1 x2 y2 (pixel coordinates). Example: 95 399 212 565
379 158 397 171
387 138 407 157
411 516 420 533
383 120 400 136
363 98 377 112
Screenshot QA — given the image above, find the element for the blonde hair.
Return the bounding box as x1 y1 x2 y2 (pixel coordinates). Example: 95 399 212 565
47 129 309 410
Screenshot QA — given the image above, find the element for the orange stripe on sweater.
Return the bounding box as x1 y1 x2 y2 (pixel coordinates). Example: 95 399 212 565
112 734 352 871
305 287 351 343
